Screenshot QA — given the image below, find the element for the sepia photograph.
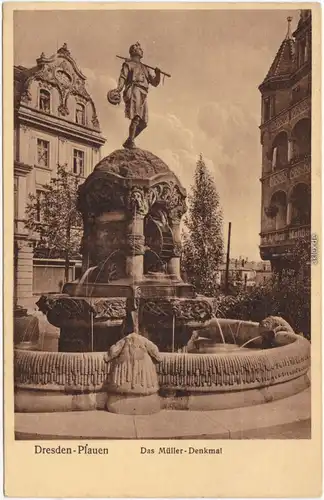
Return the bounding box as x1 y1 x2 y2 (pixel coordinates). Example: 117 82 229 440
10 5 316 443
4 2 322 496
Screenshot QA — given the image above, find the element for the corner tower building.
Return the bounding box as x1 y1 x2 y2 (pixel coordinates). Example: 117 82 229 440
259 11 311 272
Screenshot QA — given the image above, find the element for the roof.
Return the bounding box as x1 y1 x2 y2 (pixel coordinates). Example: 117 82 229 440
259 17 295 89
14 65 37 108
218 261 271 272
264 38 295 81
218 264 254 272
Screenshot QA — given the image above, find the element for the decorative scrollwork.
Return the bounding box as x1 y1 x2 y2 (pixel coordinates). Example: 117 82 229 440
91 298 127 320
148 181 187 222
18 45 99 128
36 294 128 324
269 170 288 188
20 90 32 104
142 298 216 324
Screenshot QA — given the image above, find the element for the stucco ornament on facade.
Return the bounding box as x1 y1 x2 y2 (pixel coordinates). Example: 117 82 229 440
290 160 311 180
20 44 100 129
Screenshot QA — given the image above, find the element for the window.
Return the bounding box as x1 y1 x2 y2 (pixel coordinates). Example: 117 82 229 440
75 103 85 125
272 147 279 170
39 89 51 113
292 85 301 104
263 96 275 122
298 38 308 67
264 98 271 122
14 177 18 219
73 149 84 176
37 139 50 168
35 190 44 222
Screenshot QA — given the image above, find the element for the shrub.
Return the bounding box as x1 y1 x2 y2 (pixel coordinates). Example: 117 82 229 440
216 238 311 340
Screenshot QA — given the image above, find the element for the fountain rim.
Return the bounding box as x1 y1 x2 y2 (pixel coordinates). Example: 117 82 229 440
14 330 309 360
14 330 310 389
14 328 310 412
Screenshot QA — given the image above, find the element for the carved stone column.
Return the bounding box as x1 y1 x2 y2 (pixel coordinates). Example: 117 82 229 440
125 186 149 281
125 216 145 280
167 222 181 279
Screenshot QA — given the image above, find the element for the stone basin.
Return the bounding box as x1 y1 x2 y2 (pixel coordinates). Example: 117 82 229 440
14 319 311 413
36 290 218 352
192 340 251 354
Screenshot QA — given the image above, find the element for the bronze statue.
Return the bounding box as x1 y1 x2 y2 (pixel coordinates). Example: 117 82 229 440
108 42 170 149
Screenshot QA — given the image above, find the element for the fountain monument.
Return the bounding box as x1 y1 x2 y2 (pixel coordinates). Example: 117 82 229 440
14 44 310 422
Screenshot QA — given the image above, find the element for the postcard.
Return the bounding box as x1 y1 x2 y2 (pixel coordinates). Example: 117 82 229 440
3 2 322 497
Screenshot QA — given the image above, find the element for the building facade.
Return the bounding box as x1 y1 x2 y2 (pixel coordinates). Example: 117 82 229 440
216 259 272 290
14 43 106 309
259 11 311 272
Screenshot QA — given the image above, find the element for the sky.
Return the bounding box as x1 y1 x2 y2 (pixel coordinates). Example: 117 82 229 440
14 8 299 261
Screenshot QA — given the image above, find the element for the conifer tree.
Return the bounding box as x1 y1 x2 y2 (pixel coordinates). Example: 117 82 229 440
182 155 224 296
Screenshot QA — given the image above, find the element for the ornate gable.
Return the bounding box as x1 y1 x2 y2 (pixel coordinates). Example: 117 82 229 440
19 43 99 130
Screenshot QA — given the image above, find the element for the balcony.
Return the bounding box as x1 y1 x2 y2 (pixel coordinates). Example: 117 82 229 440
261 154 311 188
260 224 311 248
260 95 310 134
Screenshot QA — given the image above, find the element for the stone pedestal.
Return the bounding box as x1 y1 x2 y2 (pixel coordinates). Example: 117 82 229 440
37 149 221 354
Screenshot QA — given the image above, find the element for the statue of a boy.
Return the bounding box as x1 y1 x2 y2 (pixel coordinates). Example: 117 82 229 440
116 42 161 149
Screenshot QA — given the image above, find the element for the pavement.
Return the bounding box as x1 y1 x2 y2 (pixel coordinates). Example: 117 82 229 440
15 387 311 440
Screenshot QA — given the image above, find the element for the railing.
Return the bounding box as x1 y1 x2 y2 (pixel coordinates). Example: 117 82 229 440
261 154 311 188
261 95 310 132
260 225 311 247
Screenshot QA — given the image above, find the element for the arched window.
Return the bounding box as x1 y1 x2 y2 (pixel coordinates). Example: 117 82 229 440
263 96 275 122
290 183 311 226
291 119 311 160
73 149 84 176
75 103 85 125
268 191 287 230
39 89 51 113
270 132 288 170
